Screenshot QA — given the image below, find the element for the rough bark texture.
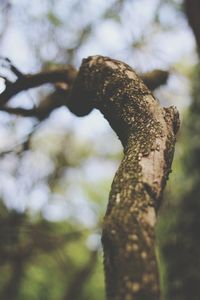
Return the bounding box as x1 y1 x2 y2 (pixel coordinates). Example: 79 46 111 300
69 56 179 300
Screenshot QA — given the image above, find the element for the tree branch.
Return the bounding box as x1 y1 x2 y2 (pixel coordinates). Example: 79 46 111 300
0 106 37 117
0 90 70 124
0 56 176 299
0 61 168 118
141 69 169 91
0 67 77 106
69 55 179 300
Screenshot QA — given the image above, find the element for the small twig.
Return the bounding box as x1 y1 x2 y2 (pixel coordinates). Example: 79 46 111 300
0 122 40 156
0 106 37 117
141 69 169 90
0 74 12 86
0 57 24 78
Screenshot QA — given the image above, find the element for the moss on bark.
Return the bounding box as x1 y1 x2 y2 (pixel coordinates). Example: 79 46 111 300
69 56 179 300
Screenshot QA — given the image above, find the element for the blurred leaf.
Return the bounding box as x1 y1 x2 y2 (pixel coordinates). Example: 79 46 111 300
47 11 62 27
102 9 121 22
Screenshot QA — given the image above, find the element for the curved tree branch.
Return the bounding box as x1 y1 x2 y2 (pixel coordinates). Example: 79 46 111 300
0 55 177 299
69 56 179 300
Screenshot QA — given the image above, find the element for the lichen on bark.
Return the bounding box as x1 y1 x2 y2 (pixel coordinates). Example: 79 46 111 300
69 55 179 300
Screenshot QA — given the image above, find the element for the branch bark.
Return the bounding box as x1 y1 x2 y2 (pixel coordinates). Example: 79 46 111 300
69 56 179 300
